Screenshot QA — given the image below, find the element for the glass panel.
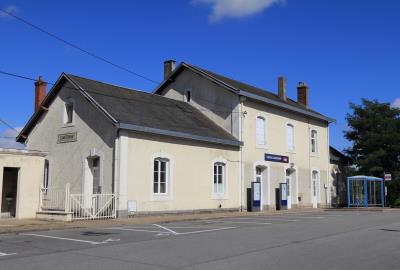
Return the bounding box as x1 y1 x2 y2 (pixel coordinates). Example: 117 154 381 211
214 173 217 184
154 160 158 171
153 183 158 193
160 182 166 193
153 172 158 183
160 172 166 182
66 103 73 123
218 173 223 184
218 165 223 175
160 161 166 172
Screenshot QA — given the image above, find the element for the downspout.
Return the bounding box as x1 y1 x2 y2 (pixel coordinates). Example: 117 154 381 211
326 123 330 208
239 96 246 211
113 129 120 195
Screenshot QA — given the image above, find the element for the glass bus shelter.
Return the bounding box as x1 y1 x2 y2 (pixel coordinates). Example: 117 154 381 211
346 176 384 208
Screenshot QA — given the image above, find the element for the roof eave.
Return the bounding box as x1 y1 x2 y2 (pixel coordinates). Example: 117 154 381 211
118 123 241 147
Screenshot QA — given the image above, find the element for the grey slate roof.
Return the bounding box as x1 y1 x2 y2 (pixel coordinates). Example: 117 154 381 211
154 62 335 123
67 75 240 146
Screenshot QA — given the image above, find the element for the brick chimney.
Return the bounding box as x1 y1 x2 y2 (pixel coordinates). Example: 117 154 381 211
278 76 287 101
297 82 309 108
164 60 176 80
34 76 47 112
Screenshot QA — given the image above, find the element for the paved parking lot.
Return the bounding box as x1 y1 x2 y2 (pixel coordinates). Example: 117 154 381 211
0 211 399 269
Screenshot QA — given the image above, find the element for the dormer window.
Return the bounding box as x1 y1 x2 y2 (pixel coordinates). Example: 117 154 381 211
63 98 75 125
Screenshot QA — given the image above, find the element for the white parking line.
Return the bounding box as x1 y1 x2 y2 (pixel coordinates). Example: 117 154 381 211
106 227 168 234
176 227 236 235
200 220 272 225
0 252 16 257
234 217 300 222
153 224 179 235
22 233 105 245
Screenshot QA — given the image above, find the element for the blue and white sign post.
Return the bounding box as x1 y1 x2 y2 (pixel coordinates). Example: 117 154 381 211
251 181 261 211
280 183 288 210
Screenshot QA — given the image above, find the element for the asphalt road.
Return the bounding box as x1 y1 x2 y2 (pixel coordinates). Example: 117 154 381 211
0 211 399 270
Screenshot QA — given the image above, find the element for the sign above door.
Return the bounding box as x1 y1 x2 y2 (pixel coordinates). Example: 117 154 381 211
264 153 289 163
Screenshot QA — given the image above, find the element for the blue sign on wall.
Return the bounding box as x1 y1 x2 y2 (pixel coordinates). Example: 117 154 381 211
264 153 289 163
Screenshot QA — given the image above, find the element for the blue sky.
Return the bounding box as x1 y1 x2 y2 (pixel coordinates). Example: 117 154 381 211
0 0 399 150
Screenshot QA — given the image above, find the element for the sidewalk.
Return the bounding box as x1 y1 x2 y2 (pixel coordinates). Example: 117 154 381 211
0 208 325 234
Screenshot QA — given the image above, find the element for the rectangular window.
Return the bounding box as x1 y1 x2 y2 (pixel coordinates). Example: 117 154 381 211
154 159 168 194
256 117 266 146
311 130 318 153
213 163 225 194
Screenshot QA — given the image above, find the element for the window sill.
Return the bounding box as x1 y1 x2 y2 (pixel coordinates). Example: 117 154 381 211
255 144 268 150
310 153 320 158
150 194 172 201
286 150 296 154
212 194 228 200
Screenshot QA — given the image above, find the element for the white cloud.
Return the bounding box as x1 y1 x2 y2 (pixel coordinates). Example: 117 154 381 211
0 5 18 19
192 0 284 22
0 127 25 150
391 98 400 109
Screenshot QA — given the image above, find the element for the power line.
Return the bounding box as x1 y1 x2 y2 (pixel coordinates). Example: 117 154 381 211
0 8 160 85
0 118 20 134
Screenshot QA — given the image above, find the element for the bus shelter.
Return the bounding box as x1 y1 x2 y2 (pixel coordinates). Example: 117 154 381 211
346 176 384 208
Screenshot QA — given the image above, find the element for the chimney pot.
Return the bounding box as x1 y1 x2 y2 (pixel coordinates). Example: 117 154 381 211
278 76 287 101
297 82 309 108
34 76 47 112
164 60 176 80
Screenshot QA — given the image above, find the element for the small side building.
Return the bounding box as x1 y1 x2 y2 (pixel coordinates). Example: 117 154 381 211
329 146 347 207
0 148 46 219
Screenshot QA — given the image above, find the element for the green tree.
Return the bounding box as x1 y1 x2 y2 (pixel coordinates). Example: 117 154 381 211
345 99 400 205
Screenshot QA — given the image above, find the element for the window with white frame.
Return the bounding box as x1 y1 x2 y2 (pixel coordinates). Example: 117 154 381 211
213 162 225 194
311 129 318 153
64 99 74 124
43 159 49 190
153 158 169 194
286 123 294 151
256 116 266 146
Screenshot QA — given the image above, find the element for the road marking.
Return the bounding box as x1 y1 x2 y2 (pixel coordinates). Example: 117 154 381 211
234 217 300 222
22 233 105 245
106 227 168 234
200 220 272 225
176 227 236 235
0 252 16 257
153 224 179 235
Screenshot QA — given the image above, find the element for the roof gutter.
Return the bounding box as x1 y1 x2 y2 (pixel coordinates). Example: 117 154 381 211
239 90 336 123
118 123 241 147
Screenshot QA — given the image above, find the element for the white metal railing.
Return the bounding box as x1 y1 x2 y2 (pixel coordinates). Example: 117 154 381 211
69 193 116 220
39 184 116 220
39 184 69 212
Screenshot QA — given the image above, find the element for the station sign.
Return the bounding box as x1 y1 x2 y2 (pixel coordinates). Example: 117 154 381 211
264 153 289 163
384 174 392 181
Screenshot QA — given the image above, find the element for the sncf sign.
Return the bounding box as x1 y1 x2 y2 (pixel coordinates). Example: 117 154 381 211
264 153 289 163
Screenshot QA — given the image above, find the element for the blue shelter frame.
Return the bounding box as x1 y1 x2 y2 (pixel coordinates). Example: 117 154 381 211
346 176 384 208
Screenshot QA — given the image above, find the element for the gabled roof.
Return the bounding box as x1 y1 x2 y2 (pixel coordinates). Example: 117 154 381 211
17 74 241 147
154 62 335 123
329 146 347 164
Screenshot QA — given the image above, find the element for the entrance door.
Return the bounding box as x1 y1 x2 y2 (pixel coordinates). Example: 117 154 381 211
1 168 19 217
312 170 318 208
90 157 101 194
